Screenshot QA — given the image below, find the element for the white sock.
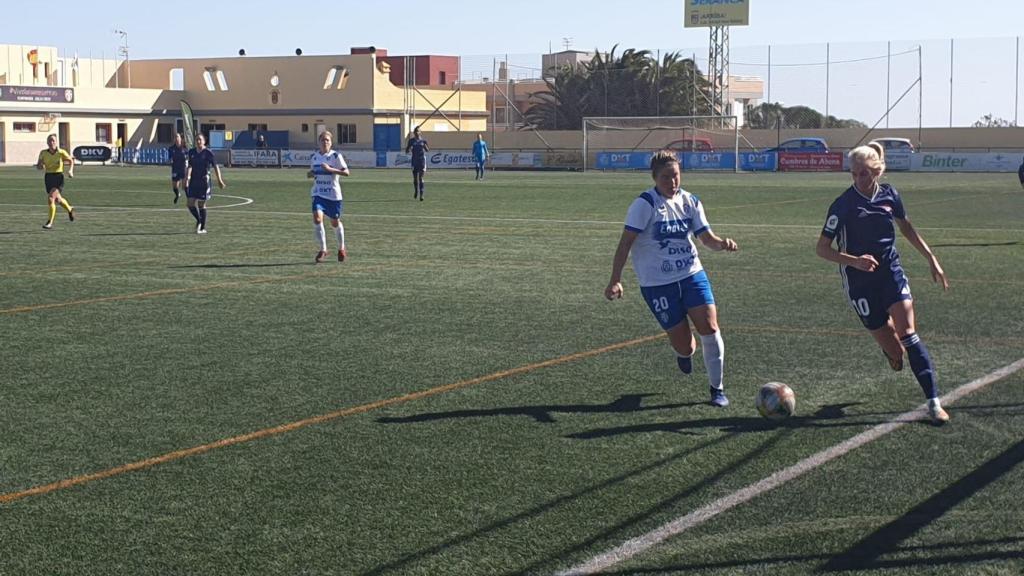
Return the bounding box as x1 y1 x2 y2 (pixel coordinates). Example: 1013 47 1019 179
700 331 724 390
313 222 326 251
333 221 345 249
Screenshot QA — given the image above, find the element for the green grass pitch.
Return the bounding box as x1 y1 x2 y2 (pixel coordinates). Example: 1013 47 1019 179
1 165 1022 575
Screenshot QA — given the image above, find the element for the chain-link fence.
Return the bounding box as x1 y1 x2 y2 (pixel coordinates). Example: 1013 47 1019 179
459 36 1022 131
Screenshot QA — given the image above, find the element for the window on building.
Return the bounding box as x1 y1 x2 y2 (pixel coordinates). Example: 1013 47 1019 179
323 66 350 90
199 123 225 144
13 122 36 133
494 107 509 125
215 70 229 91
336 123 357 144
156 123 175 143
301 123 309 133
270 90 280 105
248 123 268 133
202 69 216 91
95 123 112 143
438 71 447 85
170 68 185 90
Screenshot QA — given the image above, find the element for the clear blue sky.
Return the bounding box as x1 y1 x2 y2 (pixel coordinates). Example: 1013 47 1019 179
6 0 1020 59
6 0 1023 126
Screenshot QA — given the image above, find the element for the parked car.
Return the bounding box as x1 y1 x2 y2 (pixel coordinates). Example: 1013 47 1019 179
765 137 830 154
667 137 715 152
870 137 916 153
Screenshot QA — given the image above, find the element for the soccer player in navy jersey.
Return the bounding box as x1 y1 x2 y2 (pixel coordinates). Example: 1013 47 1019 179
1018 154 1024 190
307 130 350 263
816 142 950 424
605 150 739 407
185 133 226 234
405 126 429 200
167 133 188 204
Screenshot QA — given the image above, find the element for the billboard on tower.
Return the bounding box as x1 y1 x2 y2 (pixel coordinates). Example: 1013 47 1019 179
684 0 749 28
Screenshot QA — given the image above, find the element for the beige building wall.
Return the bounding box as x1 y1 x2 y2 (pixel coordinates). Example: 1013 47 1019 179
0 44 119 88
2 44 490 163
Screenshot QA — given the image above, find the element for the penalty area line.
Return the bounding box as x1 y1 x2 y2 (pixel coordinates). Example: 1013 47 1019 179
557 357 1024 576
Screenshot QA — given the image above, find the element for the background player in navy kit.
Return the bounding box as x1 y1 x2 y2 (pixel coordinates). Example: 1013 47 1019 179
816 142 950 424
167 133 188 204
1018 153 1024 190
185 133 226 234
604 150 739 407
307 130 350 263
405 126 429 200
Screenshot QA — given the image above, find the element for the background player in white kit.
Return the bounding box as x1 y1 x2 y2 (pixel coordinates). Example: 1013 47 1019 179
307 131 351 263
604 150 739 407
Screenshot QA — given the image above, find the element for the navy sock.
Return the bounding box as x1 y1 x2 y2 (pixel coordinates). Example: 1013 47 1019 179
676 354 693 375
199 208 207 228
902 333 938 399
188 206 200 223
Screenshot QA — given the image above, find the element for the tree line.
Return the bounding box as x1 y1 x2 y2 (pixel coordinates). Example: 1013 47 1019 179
524 46 866 130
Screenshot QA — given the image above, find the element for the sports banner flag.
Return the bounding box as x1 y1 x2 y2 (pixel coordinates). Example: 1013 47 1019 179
180 100 196 149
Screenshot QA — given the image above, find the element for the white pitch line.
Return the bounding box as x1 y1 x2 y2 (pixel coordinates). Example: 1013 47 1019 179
202 210 1024 233
1 204 1020 233
558 357 1024 576
0 193 254 212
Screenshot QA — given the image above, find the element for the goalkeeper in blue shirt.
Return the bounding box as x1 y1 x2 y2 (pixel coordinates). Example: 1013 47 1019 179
472 134 489 180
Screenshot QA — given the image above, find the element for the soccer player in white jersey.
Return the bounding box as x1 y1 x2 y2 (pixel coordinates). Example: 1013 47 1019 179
605 150 739 407
307 131 351 263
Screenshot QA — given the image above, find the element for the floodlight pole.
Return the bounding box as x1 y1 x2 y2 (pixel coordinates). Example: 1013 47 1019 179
114 29 129 88
708 26 730 124
1016 36 1020 127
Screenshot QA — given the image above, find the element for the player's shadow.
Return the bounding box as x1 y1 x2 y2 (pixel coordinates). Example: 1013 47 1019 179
819 437 1024 572
169 262 309 269
566 402 869 439
86 232 194 237
593 536 1024 575
930 241 1020 248
365 428 782 576
376 393 701 425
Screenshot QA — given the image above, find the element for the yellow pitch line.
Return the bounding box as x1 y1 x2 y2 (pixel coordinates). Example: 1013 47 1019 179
0 269 346 315
0 246 275 278
0 334 665 505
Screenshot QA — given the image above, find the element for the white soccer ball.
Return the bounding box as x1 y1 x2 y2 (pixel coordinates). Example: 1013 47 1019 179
755 382 796 420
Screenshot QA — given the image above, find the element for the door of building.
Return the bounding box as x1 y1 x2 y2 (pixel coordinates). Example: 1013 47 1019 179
372 124 401 151
58 122 71 151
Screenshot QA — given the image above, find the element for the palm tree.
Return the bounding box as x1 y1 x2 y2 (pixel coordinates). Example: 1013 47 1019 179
524 47 712 129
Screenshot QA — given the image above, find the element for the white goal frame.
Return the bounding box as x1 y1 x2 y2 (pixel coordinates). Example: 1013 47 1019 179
582 115 741 172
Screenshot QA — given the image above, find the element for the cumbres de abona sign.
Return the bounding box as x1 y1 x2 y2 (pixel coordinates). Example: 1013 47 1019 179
0 86 75 103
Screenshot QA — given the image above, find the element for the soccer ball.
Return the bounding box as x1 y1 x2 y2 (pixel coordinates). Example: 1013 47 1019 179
755 382 796 420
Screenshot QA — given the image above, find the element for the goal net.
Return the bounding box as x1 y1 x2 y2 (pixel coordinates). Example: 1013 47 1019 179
582 115 741 172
